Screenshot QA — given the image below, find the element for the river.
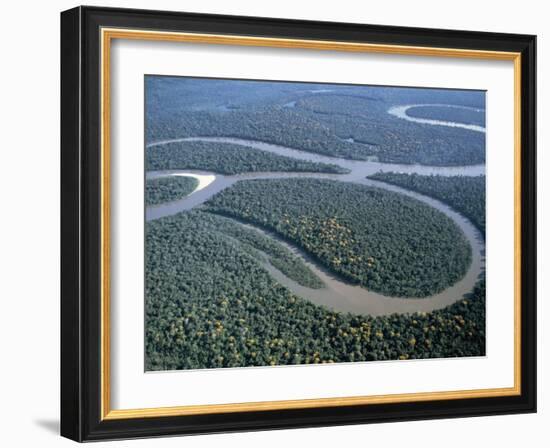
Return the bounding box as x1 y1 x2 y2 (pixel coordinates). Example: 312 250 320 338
145 106 485 316
388 103 486 133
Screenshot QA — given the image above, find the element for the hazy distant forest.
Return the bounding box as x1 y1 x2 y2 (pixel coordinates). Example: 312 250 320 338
144 77 486 371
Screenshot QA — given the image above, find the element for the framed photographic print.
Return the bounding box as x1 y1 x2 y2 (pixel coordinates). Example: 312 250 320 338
60 6 536 442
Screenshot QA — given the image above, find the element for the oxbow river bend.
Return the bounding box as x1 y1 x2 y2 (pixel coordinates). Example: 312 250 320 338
145 107 486 316
388 103 486 133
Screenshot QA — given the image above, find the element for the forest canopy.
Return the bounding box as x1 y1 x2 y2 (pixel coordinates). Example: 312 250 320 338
145 176 199 206
146 210 485 371
203 178 472 298
146 77 486 167
143 77 486 372
368 172 486 236
294 95 485 165
146 140 347 174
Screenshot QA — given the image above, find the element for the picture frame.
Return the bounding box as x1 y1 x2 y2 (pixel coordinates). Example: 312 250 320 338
60 5 536 442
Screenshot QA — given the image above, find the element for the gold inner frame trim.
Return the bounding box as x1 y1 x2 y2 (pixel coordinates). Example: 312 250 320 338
100 27 522 421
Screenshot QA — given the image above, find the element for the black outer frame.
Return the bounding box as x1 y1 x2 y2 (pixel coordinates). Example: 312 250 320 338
60 5 537 442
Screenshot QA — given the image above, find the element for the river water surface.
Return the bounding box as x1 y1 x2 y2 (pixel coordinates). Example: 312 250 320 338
388 104 486 133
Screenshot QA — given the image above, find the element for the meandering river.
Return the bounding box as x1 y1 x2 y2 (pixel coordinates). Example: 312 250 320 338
388 104 486 133
145 106 485 316
147 136 485 177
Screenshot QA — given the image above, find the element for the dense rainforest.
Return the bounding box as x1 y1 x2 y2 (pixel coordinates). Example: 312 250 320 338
146 77 486 167
146 140 347 174
200 211 323 288
144 76 486 371
146 107 374 161
145 210 485 371
145 176 199 206
294 95 485 165
145 76 485 117
368 173 486 236
204 178 472 298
